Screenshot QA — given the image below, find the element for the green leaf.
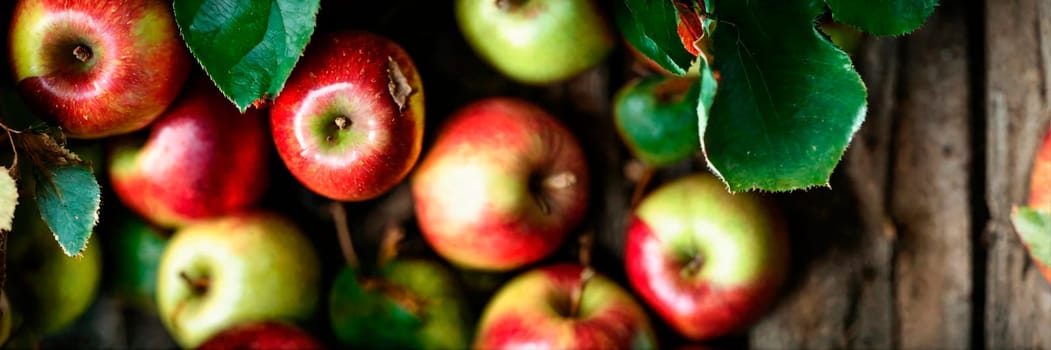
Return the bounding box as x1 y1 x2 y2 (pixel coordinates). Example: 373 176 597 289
617 0 694 75
702 0 867 192
0 168 16 232
174 0 320 111
826 0 937 36
1012 206 1051 268
34 165 100 257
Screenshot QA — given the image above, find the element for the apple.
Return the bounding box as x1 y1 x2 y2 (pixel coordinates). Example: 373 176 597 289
156 212 321 349
624 173 789 340
6 200 101 338
329 259 472 349
109 80 269 228
614 76 700 167
271 30 424 202
1029 126 1050 210
412 98 590 271
197 322 323 350
456 0 615 84
474 263 657 349
105 215 168 312
8 0 191 139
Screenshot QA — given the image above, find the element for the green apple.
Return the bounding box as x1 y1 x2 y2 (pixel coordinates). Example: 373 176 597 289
106 215 168 312
456 0 615 84
156 212 321 348
7 201 101 337
329 259 471 349
614 76 701 166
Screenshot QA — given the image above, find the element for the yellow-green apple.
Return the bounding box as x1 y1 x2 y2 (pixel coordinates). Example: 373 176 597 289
6 201 101 337
156 212 321 348
8 0 191 139
625 174 789 340
456 0 615 85
271 30 424 202
108 80 269 228
411 98 589 271
329 259 471 349
197 322 324 350
105 215 168 312
474 263 657 349
0 291 10 345
614 76 700 167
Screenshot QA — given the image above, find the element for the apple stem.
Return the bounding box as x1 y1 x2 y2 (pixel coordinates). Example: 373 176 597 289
178 271 209 295
495 0 526 11
72 44 93 63
330 202 361 269
377 224 405 267
683 253 705 276
334 116 349 130
568 267 594 319
630 165 656 208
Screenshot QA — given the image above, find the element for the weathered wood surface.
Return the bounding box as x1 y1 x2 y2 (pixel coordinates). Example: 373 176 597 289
984 0 1051 349
15 1 1051 349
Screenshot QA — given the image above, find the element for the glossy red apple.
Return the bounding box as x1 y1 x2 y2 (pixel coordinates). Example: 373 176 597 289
474 263 657 349
8 0 191 139
412 98 589 271
625 174 789 340
197 322 324 350
271 30 424 201
108 80 269 228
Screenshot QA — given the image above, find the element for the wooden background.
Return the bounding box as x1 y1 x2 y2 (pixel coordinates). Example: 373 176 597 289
16 0 1051 349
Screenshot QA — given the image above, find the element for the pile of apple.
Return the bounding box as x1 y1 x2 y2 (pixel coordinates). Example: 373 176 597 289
2 0 792 349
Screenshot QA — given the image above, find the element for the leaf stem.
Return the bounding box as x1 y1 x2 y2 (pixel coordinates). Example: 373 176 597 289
330 201 360 269
630 165 656 208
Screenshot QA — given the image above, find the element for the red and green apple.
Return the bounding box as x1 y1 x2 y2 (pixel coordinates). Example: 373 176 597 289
156 212 321 348
8 0 191 138
271 30 424 202
108 80 269 228
474 263 657 349
625 174 789 340
456 0 615 84
1011 126 1051 285
197 322 323 350
412 98 589 271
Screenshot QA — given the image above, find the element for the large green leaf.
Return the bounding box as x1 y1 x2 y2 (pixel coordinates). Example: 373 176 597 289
1011 206 1051 268
174 0 320 111
616 0 694 75
702 0 866 192
826 0 937 36
34 166 100 257
0 168 16 232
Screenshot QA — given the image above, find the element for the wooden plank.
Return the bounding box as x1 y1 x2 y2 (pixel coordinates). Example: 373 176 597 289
984 0 1051 348
748 37 899 349
890 4 974 349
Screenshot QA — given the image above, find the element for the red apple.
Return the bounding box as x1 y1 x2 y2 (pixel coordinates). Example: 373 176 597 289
474 263 657 349
8 0 191 139
108 80 269 228
1029 126 1050 210
197 322 324 350
271 30 424 201
411 98 589 271
625 174 789 340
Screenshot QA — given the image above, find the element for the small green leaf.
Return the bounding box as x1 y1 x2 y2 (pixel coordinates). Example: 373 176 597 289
1012 206 1051 268
617 0 694 75
34 165 100 257
703 0 867 192
0 168 17 232
174 0 320 111
826 0 937 36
